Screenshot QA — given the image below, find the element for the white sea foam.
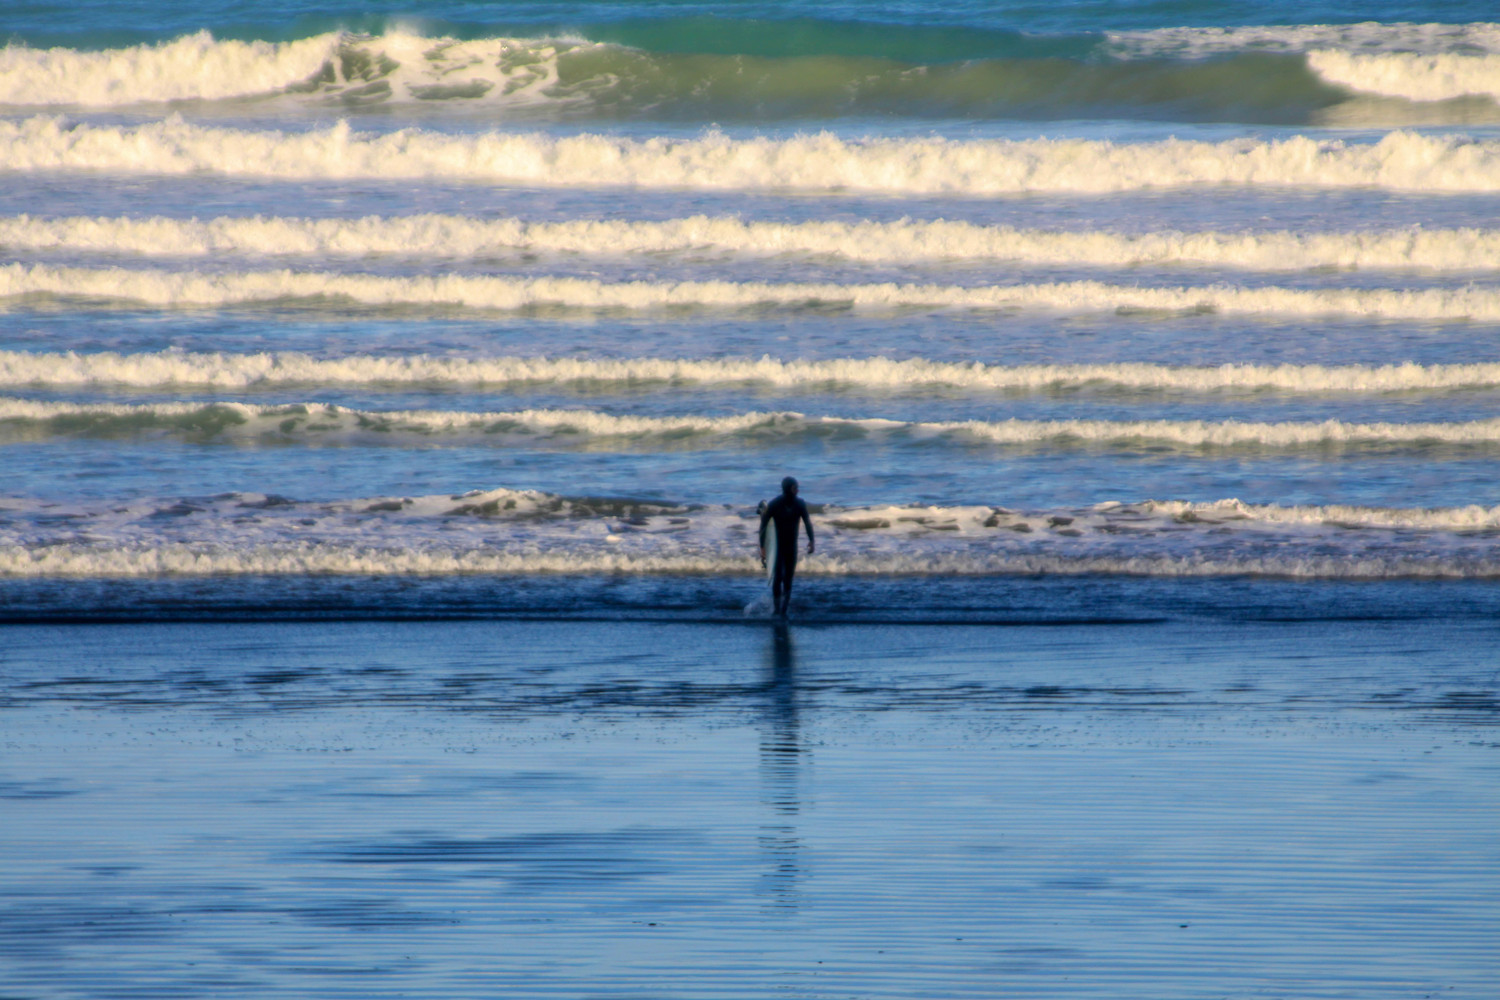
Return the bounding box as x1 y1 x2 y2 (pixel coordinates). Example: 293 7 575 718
6 214 1500 271
0 31 338 106
0 31 596 109
4 544 1496 580
5 397 1500 450
4 117 1499 192
2 490 1497 580
4 263 1499 321
7 350 1500 395
1308 49 1500 103
1142 498 1500 531
1106 22 1500 60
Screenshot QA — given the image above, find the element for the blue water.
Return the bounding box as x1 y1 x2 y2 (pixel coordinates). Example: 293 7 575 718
4 6 1500 999
0 0 1498 589
7 1 1500 42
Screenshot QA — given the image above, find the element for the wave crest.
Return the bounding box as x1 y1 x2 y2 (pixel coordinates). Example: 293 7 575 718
6 214 1500 271
0 30 596 109
6 350 1500 395
4 118 1498 192
6 23 1500 123
1309 49 1500 103
0 31 339 106
4 264 1500 321
4 398 1500 452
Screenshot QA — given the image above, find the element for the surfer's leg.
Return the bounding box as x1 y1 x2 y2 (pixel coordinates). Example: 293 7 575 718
775 553 797 615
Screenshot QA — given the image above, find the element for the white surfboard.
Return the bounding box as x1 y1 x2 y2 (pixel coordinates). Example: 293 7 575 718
763 513 778 587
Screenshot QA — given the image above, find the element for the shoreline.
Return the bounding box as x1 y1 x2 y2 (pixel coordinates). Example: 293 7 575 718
2 571 1499 625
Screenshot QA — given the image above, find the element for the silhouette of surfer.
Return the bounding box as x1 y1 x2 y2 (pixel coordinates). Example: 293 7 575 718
759 476 815 617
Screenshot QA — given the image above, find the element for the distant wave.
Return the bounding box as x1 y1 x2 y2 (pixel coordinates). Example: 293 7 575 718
2 489 1498 580
5 118 1499 192
1105 23 1500 109
4 25 1499 121
3 264 1499 321
1105 22 1500 59
7 214 1499 271
7 350 1500 395
6 398 1500 451
0 31 586 110
1141 497 1500 531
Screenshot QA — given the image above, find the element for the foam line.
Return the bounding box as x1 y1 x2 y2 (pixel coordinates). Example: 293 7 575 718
6 350 1500 395
1140 498 1500 530
5 398 1500 450
5 490 1498 580
6 214 1500 271
1 543 1496 581
9 488 1496 531
4 117 1500 192
1105 22 1500 59
3 264 1499 321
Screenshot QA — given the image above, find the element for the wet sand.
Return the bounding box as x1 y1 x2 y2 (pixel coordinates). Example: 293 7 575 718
2 615 1497 998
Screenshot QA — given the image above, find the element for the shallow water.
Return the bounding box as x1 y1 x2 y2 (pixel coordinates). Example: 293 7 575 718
2 615 1497 999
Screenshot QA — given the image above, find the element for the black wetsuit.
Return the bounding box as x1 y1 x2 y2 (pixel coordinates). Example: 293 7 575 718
761 494 814 615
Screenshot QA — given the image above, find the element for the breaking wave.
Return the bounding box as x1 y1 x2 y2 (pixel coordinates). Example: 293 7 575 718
7 350 1500 396
2 489 1498 581
4 23 1500 122
6 214 1500 272
1308 50 1500 103
0 31 341 106
1105 23 1500 112
4 264 1499 321
5 117 1499 192
6 398 1500 451
0 31 591 110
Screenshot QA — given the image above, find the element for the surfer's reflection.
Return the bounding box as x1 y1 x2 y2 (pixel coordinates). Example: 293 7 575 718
758 622 803 913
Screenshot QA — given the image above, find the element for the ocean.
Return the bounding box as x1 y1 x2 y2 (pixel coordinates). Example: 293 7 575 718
2 1 1498 997
4 0 1500 609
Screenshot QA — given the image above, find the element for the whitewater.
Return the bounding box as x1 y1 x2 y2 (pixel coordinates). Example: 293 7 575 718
9 350 1500 394
6 214 1500 271
6 117 1500 192
7 9 1500 1000
3 5 1499 594
6 23 1500 115
7 263 1500 320
7 397 1500 451
5 488 1500 582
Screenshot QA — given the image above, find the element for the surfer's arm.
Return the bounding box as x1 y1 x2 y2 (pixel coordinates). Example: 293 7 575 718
759 508 771 564
801 504 815 554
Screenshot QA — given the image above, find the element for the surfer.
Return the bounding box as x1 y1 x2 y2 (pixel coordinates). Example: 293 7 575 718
759 476 815 617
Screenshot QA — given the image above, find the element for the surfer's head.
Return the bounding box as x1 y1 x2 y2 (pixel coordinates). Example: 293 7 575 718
781 476 798 496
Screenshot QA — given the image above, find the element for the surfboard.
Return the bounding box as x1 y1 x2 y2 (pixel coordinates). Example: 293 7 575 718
763 514 778 587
